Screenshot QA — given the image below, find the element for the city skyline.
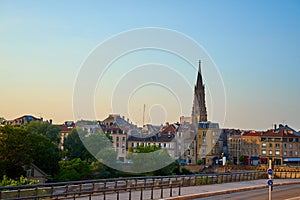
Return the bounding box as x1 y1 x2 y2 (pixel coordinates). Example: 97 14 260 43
1 1 300 130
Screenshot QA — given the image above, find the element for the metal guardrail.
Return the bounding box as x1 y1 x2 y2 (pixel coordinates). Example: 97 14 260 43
0 171 263 200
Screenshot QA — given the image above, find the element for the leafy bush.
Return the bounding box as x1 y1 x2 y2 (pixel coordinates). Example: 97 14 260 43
197 160 203 165
181 168 193 175
0 175 39 186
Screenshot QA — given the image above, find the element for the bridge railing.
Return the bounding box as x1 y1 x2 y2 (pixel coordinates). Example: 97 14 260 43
0 171 263 200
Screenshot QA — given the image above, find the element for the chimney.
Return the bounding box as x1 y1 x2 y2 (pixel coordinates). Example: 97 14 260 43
274 124 277 130
166 122 169 127
49 119 53 125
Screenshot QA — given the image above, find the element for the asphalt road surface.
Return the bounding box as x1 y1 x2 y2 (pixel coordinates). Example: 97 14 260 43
194 184 300 200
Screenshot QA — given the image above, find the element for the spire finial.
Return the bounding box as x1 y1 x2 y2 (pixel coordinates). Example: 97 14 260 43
198 60 201 75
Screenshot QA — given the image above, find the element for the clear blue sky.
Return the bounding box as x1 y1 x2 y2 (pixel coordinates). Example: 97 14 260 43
1 0 299 130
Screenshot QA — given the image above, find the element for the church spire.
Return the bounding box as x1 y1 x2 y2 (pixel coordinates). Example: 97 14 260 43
192 60 207 124
196 60 203 89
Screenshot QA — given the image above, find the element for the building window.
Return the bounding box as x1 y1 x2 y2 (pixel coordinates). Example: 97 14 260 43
295 151 298 156
116 143 119 148
289 151 293 156
202 131 206 137
262 150 267 155
122 137 125 141
26 169 34 177
116 137 119 142
284 151 287 156
123 130 126 134
275 151 280 155
275 143 280 148
202 138 206 145
290 144 293 149
262 143 266 147
283 138 287 142
269 143 273 148
269 150 272 155
283 144 287 149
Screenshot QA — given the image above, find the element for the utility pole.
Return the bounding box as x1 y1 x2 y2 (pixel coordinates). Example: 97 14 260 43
267 159 273 200
142 104 145 127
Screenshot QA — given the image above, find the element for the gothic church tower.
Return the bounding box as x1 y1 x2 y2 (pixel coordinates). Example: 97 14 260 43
192 60 208 124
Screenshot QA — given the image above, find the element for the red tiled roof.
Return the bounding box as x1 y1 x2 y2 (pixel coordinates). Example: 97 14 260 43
242 131 263 137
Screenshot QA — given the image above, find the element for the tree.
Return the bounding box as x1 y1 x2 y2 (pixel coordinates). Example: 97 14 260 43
0 126 32 178
63 129 94 162
0 125 61 178
197 160 203 165
55 158 92 182
24 121 61 144
90 161 113 179
64 128 114 163
239 155 245 165
0 117 6 124
29 133 61 176
128 145 175 174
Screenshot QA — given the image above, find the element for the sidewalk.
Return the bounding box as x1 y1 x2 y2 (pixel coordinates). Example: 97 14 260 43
67 179 300 200
163 179 300 200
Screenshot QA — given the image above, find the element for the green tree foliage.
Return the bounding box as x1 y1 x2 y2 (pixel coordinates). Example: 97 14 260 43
56 158 92 182
0 125 61 178
0 175 39 186
29 134 61 176
24 121 61 144
197 159 203 165
0 126 32 178
90 161 114 179
63 129 94 162
135 145 160 153
95 147 117 166
128 145 176 174
239 155 245 165
64 128 114 163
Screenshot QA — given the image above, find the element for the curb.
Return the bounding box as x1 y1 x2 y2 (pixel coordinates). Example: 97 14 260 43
162 181 300 200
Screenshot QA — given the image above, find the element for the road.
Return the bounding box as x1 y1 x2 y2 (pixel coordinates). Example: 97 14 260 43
193 184 300 200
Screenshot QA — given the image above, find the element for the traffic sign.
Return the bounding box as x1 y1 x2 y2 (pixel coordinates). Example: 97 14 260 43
267 168 273 175
267 179 273 186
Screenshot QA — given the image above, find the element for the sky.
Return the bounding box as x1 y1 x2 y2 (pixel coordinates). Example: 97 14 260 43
1 0 299 130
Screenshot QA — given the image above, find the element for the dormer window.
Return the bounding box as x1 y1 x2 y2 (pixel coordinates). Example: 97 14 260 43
168 131 171 138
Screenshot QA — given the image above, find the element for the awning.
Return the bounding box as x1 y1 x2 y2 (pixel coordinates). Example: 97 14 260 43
283 158 300 162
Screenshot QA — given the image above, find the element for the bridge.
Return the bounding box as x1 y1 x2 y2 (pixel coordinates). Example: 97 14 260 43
0 171 299 200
